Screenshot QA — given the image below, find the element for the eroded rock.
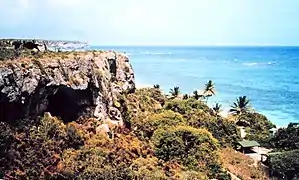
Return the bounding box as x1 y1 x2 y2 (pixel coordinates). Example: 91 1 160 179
0 51 135 126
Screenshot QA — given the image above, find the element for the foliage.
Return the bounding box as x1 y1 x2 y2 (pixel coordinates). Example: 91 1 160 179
153 84 160 89
126 88 164 113
268 123 299 150
242 112 276 145
164 98 240 145
0 115 82 179
186 109 240 146
173 170 209 180
151 125 223 178
169 86 180 98
59 134 153 179
203 80 216 100
213 103 222 116
221 148 269 180
183 94 189 100
229 96 251 117
164 98 210 115
192 90 203 100
124 88 164 128
132 110 186 139
0 82 274 179
0 48 21 60
130 157 167 179
268 150 299 179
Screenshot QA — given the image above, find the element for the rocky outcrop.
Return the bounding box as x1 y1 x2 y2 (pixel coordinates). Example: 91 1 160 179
0 39 88 51
0 39 89 61
0 51 135 127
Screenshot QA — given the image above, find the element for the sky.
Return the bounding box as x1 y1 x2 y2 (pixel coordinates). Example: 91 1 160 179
0 0 299 46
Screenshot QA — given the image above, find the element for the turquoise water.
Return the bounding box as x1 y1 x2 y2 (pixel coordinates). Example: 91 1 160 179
92 46 299 127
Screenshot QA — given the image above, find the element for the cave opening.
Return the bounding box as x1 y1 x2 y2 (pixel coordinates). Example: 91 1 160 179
46 86 94 123
0 92 24 124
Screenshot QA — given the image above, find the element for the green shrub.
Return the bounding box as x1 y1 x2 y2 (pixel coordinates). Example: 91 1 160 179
268 150 299 179
242 112 276 144
164 98 209 114
268 123 299 150
132 110 186 139
151 125 222 178
130 157 167 179
187 110 240 146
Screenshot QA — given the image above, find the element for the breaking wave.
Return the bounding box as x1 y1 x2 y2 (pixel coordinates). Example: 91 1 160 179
242 62 276 66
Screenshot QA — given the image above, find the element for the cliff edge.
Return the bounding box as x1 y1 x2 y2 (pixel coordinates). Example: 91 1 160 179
0 51 135 128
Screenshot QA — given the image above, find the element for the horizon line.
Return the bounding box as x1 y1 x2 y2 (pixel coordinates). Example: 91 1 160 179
89 44 299 47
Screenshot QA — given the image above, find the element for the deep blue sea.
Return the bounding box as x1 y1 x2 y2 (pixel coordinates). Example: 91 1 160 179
92 46 299 127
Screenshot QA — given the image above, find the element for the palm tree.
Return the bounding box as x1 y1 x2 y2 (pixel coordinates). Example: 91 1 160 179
203 80 216 102
229 96 251 116
169 86 180 98
213 103 222 116
183 94 189 100
193 90 203 100
153 84 160 89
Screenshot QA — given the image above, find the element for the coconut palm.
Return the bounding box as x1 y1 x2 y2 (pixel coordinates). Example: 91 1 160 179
193 90 203 100
169 86 180 98
203 80 216 102
229 96 251 116
213 103 222 116
183 94 189 100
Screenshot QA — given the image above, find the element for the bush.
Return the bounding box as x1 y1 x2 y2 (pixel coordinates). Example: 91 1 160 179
130 157 167 179
59 133 154 178
132 110 186 139
268 123 299 150
241 112 275 143
0 115 69 179
268 150 299 179
151 125 222 178
164 99 209 114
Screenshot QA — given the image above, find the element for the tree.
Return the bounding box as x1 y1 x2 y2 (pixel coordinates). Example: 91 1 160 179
183 94 189 100
229 96 251 117
193 90 203 100
203 80 216 102
169 86 180 99
268 150 299 179
213 103 222 116
153 84 160 89
269 123 299 151
151 126 224 178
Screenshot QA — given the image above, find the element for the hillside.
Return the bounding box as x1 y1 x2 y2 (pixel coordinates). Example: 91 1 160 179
0 49 269 179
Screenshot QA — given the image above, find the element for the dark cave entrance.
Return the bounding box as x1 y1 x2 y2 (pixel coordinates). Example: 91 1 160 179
46 86 94 122
0 92 24 123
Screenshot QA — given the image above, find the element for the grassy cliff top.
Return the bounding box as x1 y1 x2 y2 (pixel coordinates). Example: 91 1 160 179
0 38 86 43
0 49 125 66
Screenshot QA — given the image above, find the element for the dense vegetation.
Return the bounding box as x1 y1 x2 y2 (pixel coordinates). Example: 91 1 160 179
264 123 299 179
0 76 276 180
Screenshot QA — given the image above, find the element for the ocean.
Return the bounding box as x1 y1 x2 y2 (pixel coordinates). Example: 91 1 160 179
91 46 299 127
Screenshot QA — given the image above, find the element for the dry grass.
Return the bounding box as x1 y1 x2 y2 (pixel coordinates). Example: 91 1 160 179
220 148 269 180
0 50 110 64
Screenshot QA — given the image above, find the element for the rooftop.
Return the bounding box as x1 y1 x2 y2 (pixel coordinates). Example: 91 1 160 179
238 140 260 148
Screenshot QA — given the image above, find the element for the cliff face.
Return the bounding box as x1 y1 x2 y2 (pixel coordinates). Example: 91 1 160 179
0 51 135 127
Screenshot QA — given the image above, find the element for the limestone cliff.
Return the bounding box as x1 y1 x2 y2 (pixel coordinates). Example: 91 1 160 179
0 51 135 127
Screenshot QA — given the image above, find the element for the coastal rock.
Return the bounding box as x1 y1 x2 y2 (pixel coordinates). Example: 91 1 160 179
0 51 135 127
